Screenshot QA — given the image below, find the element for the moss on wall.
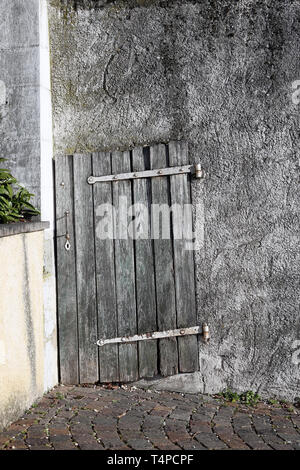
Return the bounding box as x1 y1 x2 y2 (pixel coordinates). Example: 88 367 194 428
49 0 187 12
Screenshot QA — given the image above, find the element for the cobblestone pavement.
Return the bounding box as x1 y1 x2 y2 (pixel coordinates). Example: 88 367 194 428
1 385 300 451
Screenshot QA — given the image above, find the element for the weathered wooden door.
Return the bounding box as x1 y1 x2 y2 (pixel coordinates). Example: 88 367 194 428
55 142 199 384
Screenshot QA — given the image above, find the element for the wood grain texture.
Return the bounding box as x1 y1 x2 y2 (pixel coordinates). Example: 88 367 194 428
132 147 158 378
150 144 179 376
56 143 198 384
73 154 99 383
169 141 199 373
112 151 138 382
55 155 79 384
92 152 119 382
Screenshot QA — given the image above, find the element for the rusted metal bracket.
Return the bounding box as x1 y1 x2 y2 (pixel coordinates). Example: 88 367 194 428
87 164 204 185
96 325 204 347
202 323 210 343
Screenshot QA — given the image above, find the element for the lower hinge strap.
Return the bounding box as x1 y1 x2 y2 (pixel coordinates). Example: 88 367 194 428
96 326 201 347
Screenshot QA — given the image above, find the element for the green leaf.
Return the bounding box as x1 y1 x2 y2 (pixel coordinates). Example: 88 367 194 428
0 160 40 224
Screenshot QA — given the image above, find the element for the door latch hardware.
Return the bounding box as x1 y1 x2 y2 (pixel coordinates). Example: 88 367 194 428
65 239 71 251
64 211 71 251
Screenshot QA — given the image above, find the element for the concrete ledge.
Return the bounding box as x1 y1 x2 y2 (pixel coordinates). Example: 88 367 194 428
133 373 204 395
0 221 49 239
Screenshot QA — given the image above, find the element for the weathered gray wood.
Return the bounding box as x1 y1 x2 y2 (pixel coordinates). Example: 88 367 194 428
112 151 138 382
168 140 189 167
169 141 199 373
73 154 99 383
132 147 158 378
150 144 179 376
55 155 79 384
55 143 198 385
92 152 119 383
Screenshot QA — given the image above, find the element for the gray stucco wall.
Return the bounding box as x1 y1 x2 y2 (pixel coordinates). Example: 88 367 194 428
48 0 300 400
0 0 41 203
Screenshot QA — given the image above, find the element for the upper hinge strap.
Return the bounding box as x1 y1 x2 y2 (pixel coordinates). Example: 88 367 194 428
87 164 203 184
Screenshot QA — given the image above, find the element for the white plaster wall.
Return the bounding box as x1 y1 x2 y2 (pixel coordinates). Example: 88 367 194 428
39 0 58 391
0 232 45 431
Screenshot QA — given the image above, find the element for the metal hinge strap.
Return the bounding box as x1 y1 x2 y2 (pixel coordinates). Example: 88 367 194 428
96 326 201 347
88 164 203 185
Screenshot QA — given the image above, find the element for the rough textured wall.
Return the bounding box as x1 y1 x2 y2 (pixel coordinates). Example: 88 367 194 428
49 0 300 400
0 232 44 431
0 0 41 203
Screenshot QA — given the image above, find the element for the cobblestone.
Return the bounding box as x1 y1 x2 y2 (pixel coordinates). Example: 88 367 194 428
0 385 299 451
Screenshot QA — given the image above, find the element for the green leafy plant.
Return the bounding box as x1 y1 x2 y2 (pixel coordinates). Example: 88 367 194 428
0 158 40 223
221 389 261 406
268 398 279 406
222 389 240 403
240 390 261 406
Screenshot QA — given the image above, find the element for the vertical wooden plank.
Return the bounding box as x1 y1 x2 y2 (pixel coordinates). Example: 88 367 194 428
112 151 138 382
150 144 179 376
168 141 199 373
132 147 158 378
73 154 99 383
55 155 79 384
92 152 119 383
